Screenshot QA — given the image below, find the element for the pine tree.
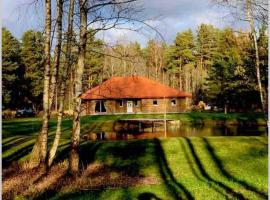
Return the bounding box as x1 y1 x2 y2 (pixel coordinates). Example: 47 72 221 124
166 29 195 91
21 30 44 112
205 27 251 112
2 28 23 109
83 30 104 90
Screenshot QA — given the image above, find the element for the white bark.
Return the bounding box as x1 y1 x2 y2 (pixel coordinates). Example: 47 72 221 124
69 0 87 174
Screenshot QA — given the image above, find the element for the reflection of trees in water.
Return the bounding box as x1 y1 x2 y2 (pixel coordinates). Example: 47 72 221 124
82 121 267 141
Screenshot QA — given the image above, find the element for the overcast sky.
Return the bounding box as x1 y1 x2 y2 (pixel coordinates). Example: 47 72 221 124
2 0 248 46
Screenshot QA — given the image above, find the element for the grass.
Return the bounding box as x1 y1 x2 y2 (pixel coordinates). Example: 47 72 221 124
2 113 268 200
80 112 267 125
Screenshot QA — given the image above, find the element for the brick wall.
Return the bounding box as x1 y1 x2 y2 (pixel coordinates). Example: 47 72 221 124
82 97 191 115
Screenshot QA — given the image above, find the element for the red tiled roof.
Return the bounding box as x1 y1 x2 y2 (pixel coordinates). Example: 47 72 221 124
81 76 192 100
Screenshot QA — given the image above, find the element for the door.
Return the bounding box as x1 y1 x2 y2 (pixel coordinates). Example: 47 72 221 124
127 101 133 113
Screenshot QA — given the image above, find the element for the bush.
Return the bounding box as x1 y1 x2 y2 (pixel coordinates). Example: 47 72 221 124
3 110 16 119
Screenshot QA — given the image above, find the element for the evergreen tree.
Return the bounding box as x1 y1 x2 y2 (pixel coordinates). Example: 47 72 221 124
2 28 23 109
166 29 195 90
21 30 44 111
204 28 259 112
83 30 104 90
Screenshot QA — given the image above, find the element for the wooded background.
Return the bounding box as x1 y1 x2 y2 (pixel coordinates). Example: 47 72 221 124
3 24 268 112
2 0 268 173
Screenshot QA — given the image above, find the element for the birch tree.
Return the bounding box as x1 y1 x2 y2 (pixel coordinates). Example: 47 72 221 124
29 0 51 168
48 0 75 167
69 0 87 174
49 0 63 111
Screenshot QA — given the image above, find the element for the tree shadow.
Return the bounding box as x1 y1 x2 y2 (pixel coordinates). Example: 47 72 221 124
184 137 246 199
35 140 152 200
253 137 268 147
202 138 268 199
153 138 193 200
179 139 229 198
3 143 35 168
137 192 162 200
3 137 32 152
2 136 21 146
79 141 103 170
95 140 149 177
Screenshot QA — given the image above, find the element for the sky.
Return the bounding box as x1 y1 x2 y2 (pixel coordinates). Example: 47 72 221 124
2 0 248 46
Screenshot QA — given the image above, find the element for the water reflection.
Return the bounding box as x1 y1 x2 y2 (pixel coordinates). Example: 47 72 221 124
82 121 267 141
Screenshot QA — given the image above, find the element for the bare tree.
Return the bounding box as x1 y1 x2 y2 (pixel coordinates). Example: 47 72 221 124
48 0 75 167
68 0 153 174
69 0 87 175
49 0 64 111
29 0 52 168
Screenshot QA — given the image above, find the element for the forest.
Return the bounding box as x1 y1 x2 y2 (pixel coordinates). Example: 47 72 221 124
2 0 268 176
2 2 269 199
3 24 268 113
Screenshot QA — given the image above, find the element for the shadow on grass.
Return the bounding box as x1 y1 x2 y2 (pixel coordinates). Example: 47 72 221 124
3 143 34 168
253 137 268 147
202 138 268 199
179 139 228 198
3 120 44 137
137 192 162 200
154 138 193 200
184 138 246 200
3 137 32 152
94 140 149 177
36 140 152 200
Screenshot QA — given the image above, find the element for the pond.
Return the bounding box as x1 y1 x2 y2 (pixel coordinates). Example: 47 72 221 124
82 120 268 141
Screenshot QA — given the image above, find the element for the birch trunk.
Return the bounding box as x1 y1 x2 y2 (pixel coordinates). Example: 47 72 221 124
49 0 63 111
69 0 87 174
246 0 265 114
47 0 75 167
29 0 51 167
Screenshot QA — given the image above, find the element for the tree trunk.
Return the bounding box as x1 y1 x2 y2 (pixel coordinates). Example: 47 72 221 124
47 0 75 167
179 72 182 91
154 45 158 80
69 0 87 175
55 86 58 111
29 0 51 168
49 0 63 111
246 0 265 114
69 70 73 111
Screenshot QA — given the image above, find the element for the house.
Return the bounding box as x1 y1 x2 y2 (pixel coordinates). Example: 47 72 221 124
81 76 192 115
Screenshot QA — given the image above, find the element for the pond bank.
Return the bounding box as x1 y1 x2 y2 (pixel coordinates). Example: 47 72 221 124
81 112 267 126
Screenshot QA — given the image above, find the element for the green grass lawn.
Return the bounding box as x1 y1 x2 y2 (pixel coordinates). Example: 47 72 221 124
2 113 268 200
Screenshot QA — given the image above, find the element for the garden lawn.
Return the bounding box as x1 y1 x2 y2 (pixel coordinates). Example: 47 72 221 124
2 114 268 200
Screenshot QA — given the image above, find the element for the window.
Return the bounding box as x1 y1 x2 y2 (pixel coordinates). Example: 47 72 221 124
95 100 106 113
118 100 123 107
153 100 158 106
171 99 176 106
134 100 139 107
